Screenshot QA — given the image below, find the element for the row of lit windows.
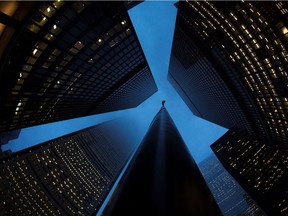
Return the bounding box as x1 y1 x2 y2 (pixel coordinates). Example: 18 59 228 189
11 39 142 113
0 123 129 215
216 132 288 193
235 4 287 143
1 1 149 132
32 140 111 214
18 34 138 96
0 159 60 214
184 1 288 146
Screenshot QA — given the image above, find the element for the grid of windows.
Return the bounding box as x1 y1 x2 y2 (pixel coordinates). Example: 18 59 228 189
169 25 252 131
0 122 134 215
0 158 61 215
174 1 288 150
199 154 265 216
0 1 156 132
211 129 288 216
92 66 157 113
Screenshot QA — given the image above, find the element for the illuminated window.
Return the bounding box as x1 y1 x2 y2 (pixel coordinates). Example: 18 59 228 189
39 5 56 18
53 0 64 9
50 24 61 35
44 33 54 41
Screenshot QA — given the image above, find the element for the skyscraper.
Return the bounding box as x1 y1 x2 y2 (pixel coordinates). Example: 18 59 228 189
0 1 157 133
168 1 288 150
199 154 265 216
0 119 136 215
103 103 221 215
211 128 288 216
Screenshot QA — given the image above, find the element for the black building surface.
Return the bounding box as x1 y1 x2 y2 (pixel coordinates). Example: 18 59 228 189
211 128 288 216
0 129 20 145
168 1 288 150
199 154 265 216
0 1 157 133
0 120 135 215
0 129 20 159
103 104 221 216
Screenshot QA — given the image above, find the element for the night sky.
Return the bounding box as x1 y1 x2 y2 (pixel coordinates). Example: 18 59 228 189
3 1 227 164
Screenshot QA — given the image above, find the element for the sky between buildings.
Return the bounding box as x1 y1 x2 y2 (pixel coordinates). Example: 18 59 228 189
2 1 227 164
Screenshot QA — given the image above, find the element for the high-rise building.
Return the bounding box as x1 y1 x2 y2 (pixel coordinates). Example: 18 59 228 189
168 1 288 150
0 120 136 215
199 154 265 216
0 1 157 133
211 128 288 216
103 103 221 215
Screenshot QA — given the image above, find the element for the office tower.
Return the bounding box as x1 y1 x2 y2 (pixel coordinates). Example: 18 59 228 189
199 154 265 216
168 1 288 150
0 1 157 133
103 103 221 215
0 120 136 215
211 128 288 216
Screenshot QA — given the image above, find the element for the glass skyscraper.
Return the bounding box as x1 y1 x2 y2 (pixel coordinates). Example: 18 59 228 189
168 1 288 151
211 128 288 216
199 154 265 216
103 104 221 215
0 120 135 215
0 1 157 133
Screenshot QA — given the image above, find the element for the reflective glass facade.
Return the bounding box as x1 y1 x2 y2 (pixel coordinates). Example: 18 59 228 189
211 128 288 215
199 154 265 216
0 121 135 215
169 1 288 150
0 1 157 132
103 105 221 215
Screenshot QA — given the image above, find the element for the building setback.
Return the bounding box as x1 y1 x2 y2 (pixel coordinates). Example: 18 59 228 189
199 154 265 216
0 120 136 215
0 1 157 133
103 104 221 216
211 128 288 216
0 129 20 158
0 129 21 146
168 1 288 150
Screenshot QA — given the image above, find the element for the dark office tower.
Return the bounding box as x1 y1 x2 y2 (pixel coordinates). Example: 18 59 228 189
211 128 288 216
0 1 157 133
103 104 221 216
0 120 136 215
124 1 143 10
199 154 265 216
168 1 288 150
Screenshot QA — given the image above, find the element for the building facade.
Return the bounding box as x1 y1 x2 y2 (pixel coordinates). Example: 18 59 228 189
168 1 288 150
199 154 265 216
103 104 221 215
0 120 135 215
211 128 288 216
0 1 157 133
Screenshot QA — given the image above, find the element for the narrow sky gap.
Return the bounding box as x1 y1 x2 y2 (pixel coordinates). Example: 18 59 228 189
127 1 228 163
3 1 227 164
